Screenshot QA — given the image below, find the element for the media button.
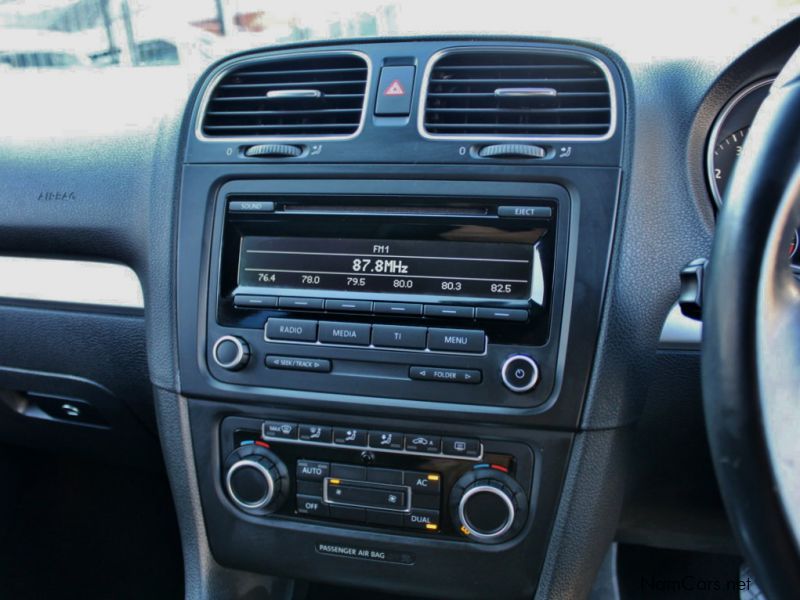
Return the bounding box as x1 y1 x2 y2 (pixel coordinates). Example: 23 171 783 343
325 299 372 313
368 431 404 450
265 318 317 342
423 305 474 319
442 437 481 458
475 307 528 322
262 420 298 440
297 495 328 517
298 424 332 443
332 428 368 447
265 355 331 372
278 297 325 311
404 434 441 454
318 321 371 345
409 366 482 384
373 302 423 316
233 294 278 309
427 328 485 353
371 325 427 349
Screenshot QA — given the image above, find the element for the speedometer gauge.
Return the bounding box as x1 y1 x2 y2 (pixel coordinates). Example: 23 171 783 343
707 77 800 270
706 78 774 206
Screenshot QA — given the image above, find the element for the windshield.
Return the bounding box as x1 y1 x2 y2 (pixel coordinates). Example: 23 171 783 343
1 0 798 74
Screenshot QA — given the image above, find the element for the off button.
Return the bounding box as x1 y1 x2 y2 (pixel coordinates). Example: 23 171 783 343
501 355 540 393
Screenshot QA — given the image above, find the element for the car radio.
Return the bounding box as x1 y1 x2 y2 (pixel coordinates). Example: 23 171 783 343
204 179 569 408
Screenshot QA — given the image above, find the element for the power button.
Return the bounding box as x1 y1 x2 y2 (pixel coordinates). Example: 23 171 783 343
501 355 540 393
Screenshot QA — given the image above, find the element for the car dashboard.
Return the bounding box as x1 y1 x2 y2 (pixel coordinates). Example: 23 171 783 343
0 18 798 600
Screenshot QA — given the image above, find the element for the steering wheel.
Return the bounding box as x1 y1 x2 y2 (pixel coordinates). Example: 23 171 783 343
703 48 800 599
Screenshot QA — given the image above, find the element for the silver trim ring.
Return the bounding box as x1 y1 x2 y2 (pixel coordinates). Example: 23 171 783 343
226 459 274 510
417 46 618 143
212 335 247 370
194 49 372 144
501 354 540 393
458 485 516 541
706 77 775 208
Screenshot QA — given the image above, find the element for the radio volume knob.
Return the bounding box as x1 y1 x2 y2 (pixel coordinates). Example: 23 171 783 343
212 335 250 371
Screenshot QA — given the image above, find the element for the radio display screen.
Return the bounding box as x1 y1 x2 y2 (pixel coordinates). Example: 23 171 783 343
238 237 533 300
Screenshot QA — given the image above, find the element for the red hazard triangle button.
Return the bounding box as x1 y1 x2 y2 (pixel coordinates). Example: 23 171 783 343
383 79 405 96
375 66 415 116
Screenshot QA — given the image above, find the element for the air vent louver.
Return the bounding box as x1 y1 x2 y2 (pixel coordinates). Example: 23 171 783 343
422 50 613 138
202 53 368 138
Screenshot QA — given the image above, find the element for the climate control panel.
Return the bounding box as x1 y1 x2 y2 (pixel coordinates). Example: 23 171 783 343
221 416 534 543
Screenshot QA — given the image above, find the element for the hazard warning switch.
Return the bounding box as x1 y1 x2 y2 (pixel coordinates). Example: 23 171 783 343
375 65 415 116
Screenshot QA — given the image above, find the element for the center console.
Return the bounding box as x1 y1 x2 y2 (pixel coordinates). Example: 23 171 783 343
176 38 625 599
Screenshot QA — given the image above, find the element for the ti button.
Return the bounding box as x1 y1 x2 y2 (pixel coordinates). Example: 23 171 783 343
501 355 540 393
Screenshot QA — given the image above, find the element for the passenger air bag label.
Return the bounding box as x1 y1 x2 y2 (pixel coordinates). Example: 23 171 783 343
315 542 414 565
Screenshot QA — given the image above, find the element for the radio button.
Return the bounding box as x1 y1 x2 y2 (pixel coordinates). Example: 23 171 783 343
318 321 371 345
332 428 368 448
265 318 317 342
409 366 482 384
325 299 372 313
296 460 330 482
404 434 441 454
368 431 404 451
475 307 528 322
298 424 332 443
278 297 325 311
423 305 474 319
427 328 485 353
371 325 427 349
234 294 278 309
265 355 331 372
373 302 423 316
297 494 328 517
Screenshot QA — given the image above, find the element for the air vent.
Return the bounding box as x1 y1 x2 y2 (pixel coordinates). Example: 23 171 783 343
201 52 368 139
421 49 614 139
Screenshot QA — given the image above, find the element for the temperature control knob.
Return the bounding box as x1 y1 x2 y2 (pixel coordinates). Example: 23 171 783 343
212 335 250 371
223 444 289 515
450 467 528 544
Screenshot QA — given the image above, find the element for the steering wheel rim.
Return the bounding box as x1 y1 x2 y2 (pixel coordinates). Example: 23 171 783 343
703 48 800 599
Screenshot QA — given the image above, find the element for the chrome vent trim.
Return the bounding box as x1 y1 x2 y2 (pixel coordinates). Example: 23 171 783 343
196 50 370 142
418 47 617 142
